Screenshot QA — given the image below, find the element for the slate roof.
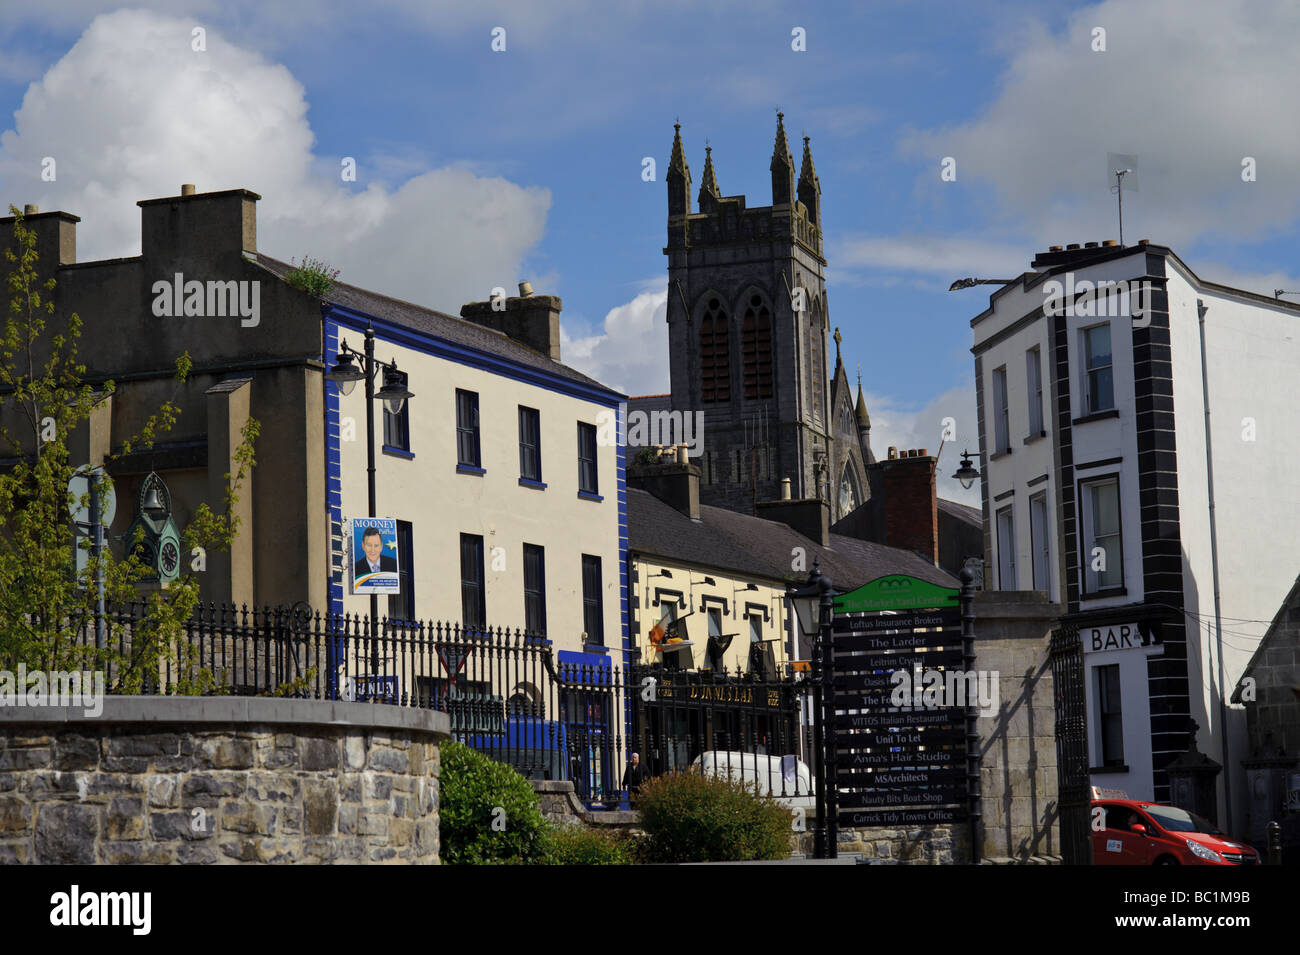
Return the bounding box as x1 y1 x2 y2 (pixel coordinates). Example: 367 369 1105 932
628 487 959 591
256 254 618 394
938 497 982 527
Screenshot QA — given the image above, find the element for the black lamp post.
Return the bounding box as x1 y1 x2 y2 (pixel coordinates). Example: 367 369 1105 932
325 324 414 676
788 559 837 859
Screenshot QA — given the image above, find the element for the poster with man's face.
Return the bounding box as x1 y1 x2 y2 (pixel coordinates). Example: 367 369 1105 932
349 517 400 595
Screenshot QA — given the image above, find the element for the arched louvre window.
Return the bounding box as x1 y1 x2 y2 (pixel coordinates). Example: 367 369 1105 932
742 294 773 399
700 297 730 402
809 301 823 423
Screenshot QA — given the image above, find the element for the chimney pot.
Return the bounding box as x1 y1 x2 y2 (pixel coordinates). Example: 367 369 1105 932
918 448 927 457
1084 242 1098 248
1138 239 1150 245
181 184 196 196
1066 243 1081 250
676 443 688 465
1102 240 1118 247
781 477 792 500
23 204 37 215
518 281 533 297
888 446 898 460
1049 245 1063 252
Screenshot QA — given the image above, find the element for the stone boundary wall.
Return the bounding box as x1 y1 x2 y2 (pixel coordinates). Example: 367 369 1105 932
0 697 450 865
790 822 969 863
531 780 640 831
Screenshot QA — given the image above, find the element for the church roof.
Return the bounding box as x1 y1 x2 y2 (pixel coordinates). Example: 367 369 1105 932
855 383 870 429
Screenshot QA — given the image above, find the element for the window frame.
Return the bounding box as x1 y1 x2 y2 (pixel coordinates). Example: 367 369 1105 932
581 554 603 645
1026 346 1044 435
460 533 486 631
1096 663 1125 766
518 406 542 483
1080 475 1124 595
382 369 411 453
996 504 1016 590
577 422 599 495
992 365 1010 453
523 543 546 636
456 389 481 469
386 519 415 623
1029 491 1050 598
1082 323 1114 414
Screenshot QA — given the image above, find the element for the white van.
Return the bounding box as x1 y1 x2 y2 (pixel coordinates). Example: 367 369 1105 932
688 751 816 810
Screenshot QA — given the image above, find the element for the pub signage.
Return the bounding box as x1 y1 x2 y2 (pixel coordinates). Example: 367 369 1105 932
1081 621 1160 653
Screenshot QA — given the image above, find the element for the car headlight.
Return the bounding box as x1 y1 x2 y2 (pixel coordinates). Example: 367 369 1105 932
1187 841 1223 863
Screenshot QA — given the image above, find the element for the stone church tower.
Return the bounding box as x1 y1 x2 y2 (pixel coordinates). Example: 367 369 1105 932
660 115 872 519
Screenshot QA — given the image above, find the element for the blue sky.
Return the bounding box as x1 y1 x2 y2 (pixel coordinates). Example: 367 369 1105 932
3 1 1299 505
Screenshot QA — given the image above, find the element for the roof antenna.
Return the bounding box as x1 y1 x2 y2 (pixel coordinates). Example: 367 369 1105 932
1113 168 1132 245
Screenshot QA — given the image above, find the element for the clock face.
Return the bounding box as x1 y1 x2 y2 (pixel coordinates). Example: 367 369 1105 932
160 539 180 576
839 471 857 518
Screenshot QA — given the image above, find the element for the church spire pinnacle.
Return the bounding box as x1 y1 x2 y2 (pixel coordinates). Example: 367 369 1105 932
770 111 796 206
798 133 821 225
670 121 689 177
799 135 818 188
698 144 720 207
667 120 692 221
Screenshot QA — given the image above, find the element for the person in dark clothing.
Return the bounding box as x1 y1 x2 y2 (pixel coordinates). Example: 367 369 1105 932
622 752 647 801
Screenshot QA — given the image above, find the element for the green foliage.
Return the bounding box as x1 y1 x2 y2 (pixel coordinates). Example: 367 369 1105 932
0 207 258 689
633 770 793 863
439 742 550 865
633 446 659 466
283 256 340 299
542 824 635 865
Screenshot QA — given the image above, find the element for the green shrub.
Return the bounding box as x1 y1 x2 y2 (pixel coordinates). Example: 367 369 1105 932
439 741 550 864
542 824 634 865
284 255 340 298
634 770 793 863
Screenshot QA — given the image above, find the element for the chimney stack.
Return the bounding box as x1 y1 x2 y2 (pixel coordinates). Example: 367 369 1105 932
138 186 260 265
628 452 700 520
876 447 938 565
1 206 80 271
460 283 563 361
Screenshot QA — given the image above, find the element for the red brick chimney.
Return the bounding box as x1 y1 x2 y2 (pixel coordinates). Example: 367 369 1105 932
878 447 938 565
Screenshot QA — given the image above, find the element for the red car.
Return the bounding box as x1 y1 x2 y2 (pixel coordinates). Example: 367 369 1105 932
1091 790 1260 865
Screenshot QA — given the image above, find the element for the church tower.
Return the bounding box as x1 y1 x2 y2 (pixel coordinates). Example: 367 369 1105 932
663 115 836 513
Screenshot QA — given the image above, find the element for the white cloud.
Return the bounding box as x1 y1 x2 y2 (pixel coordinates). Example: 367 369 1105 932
562 283 668 394
902 0 1300 248
0 9 550 312
835 234 1027 281
863 381 981 508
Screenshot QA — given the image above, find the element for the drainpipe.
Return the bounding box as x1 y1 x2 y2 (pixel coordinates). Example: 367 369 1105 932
1197 298 1231 826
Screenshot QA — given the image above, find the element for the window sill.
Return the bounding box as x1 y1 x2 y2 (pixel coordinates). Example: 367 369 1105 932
1082 587 1128 600
577 491 603 502
1022 431 1047 446
990 449 1011 461
456 465 486 476
518 478 547 490
1089 765 1130 775
581 643 609 655
382 445 415 460
1072 409 1120 426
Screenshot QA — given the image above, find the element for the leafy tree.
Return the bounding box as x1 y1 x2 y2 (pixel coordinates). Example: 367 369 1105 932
0 206 259 691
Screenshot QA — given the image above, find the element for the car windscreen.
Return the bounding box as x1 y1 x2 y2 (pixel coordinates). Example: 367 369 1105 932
1142 804 1222 835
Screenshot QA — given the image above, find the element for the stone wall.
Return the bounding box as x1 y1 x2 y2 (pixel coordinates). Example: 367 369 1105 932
531 780 640 832
0 697 450 865
973 590 1062 864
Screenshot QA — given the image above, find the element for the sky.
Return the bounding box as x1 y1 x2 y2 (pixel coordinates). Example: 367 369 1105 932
4 0 1300 507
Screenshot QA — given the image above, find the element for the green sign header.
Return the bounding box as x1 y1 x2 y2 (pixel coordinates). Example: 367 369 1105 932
833 575 960 613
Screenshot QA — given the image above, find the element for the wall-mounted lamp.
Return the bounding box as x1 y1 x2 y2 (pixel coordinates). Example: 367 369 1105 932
952 449 981 490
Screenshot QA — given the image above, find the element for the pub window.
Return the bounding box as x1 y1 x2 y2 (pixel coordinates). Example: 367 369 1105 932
519 406 542 482
383 370 410 452
742 295 773 399
456 389 481 468
1096 664 1124 766
387 520 415 623
581 555 603 645
523 543 546 636
460 533 486 631
577 422 599 495
700 297 730 402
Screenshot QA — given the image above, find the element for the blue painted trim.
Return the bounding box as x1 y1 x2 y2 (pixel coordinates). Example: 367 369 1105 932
325 304 623 407
518 478 547 490
324 315 346 697
457 465 486 476
382 444 415 460
616 402 631 753
558 650 612 668
577 491 603 503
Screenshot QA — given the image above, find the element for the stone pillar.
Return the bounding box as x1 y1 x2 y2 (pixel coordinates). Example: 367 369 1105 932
206 377 253 607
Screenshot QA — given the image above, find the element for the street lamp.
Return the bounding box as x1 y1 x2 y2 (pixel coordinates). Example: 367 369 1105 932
952 449 981 490
948 277 1016 291
325 325 415 676
787 559 837 859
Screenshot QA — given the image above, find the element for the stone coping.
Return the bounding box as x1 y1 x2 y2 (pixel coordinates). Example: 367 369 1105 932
0 696 451 738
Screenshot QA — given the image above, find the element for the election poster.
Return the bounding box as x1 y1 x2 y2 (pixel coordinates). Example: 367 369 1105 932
349 517 400 595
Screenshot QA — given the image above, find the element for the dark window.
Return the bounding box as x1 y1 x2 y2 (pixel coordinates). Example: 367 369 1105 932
700 297 730 402
383 370 410 451
387 520 415 622
581 555 603 645
1096 664 1124 766
519 406 541 482
742 295 773 399
460 533 485 631
1084 324 1114 413
523 543 546 636
578 422 598 494
456 390 480 468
